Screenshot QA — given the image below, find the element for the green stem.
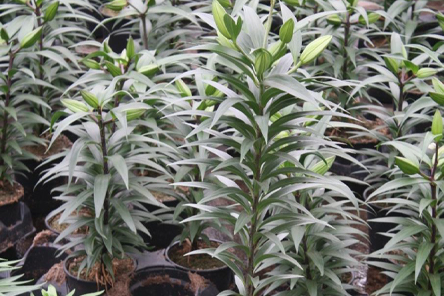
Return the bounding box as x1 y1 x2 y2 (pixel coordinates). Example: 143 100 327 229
262 0 276 48
287 61 302 75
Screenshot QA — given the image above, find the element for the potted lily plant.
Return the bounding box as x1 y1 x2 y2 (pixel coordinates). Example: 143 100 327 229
163 1 363 295
42 82 171 293
367 105 444 295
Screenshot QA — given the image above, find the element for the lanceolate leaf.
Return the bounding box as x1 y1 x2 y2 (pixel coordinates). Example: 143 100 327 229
108 154 129 189
94 174 110 218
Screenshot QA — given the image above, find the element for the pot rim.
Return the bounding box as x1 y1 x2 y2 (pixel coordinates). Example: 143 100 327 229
165 239 230 273
63 255 137 284
130 265 212 295
45 209 87 238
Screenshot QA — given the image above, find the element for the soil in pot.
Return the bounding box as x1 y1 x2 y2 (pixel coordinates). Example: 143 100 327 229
130 266 219 296
168 240 224 270
0 191 35 255
65 256 135 295
143 190 179 213
0 182 25 226
45 209 90 236
167 240 233 292
326 116 389 150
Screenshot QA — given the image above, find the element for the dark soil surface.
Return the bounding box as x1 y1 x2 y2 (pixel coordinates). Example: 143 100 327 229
47 210 90 235
25 134 72 161
326 116 390 145
169 240 225 270
68 256 134 285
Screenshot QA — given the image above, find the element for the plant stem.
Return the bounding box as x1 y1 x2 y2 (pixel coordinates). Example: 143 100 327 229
341 12 351 80
246 84 265 296
141 14 149 50
35 4 45 135
98 108 110 226
262 0 276 48
111 81 124 133
397 74 404 112
428 142 439 279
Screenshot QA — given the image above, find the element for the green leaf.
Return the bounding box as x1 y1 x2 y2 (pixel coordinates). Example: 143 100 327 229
395 157 420 175
223 14 242 41
113 199 136 233
433 77 444 94
310 156 335 175
415 242 434 283
404 60 419 74
234 212 250 234
390 262 415 295
385 225 427 250
430 273 441 296
212 0 231 39
175 79 192 98
108 154 129 189
94 174 110 218
307 251 324 276
290 226 304 253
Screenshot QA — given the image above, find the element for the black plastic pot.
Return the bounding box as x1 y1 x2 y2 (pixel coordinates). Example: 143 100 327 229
141 221 182 251
10 244 68 286
0 202 35 254
64 258 106 295
367 203 411 254
330 154 369 200
130 266 219 296
367 86 393 105
44 210 87 242
166 240 234 292
99 5 131 53
15 158 65 219
143 198 179 213
64 256 136 294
